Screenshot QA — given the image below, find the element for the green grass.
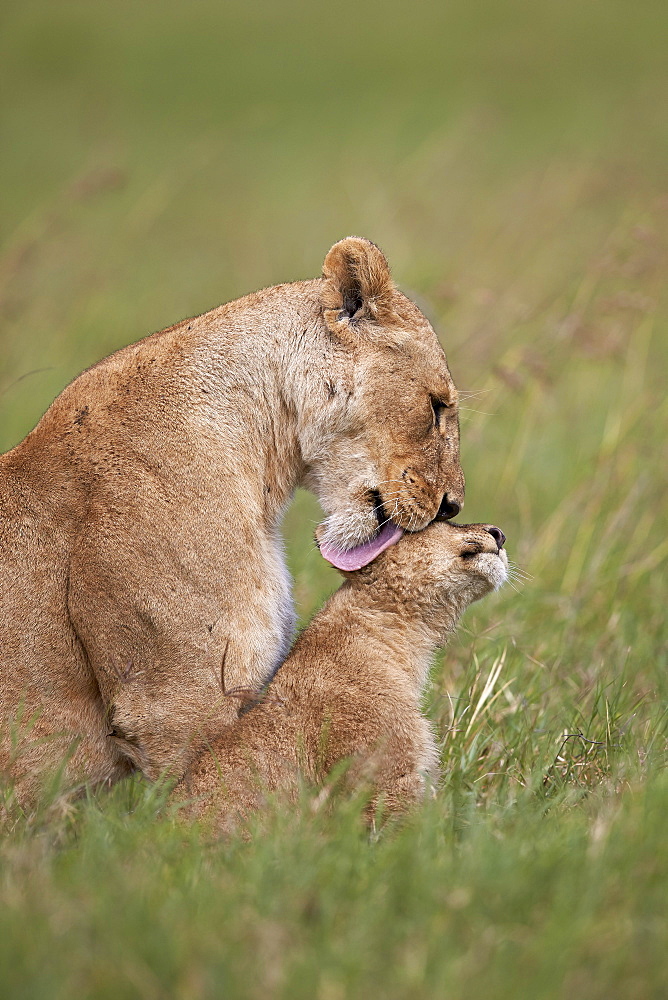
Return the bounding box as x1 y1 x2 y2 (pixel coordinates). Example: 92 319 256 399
1 1 667 996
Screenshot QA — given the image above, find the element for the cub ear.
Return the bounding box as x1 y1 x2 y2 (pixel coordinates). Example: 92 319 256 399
321 236 395 333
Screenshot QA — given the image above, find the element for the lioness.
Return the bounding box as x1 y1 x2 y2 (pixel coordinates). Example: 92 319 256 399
0 237 464 802
178 521 508 831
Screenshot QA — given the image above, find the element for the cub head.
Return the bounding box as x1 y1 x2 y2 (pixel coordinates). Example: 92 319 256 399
341 521 508 623
305 237 465 571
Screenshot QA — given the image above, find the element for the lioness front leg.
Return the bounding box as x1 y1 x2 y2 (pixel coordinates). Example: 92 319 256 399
110 629 291 778
67 522 294 781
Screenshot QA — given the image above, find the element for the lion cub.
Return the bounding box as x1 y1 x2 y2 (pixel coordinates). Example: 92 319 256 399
177 522 507 828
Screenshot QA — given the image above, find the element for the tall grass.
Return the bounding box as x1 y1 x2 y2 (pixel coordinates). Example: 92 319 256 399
1 1 667 996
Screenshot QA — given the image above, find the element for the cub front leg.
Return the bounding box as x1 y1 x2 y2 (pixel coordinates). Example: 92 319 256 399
319 704 440 823
359 718 440 824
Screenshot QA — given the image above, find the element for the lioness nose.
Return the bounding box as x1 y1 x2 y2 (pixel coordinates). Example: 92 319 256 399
436 495 461 520
485 526 506 550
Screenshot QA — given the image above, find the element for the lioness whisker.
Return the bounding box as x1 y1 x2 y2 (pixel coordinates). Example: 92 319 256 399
458 388 493 399
375 500 401 533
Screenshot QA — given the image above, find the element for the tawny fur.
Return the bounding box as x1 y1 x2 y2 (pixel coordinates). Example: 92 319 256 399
0 238 465 803
177 522 507 831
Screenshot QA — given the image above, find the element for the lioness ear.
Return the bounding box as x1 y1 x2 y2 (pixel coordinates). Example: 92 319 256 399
321 236 395 333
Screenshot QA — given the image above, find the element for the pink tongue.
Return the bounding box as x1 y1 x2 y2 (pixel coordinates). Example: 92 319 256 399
319 521 404 571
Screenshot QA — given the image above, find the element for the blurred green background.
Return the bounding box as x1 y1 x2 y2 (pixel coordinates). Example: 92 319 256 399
1 2 668 997
2 0 666 617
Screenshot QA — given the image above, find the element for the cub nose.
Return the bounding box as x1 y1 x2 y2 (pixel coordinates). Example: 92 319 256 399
485 525 506 550
435 494 461 520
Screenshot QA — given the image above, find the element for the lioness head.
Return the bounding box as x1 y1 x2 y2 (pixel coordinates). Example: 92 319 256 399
304 237 465 571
